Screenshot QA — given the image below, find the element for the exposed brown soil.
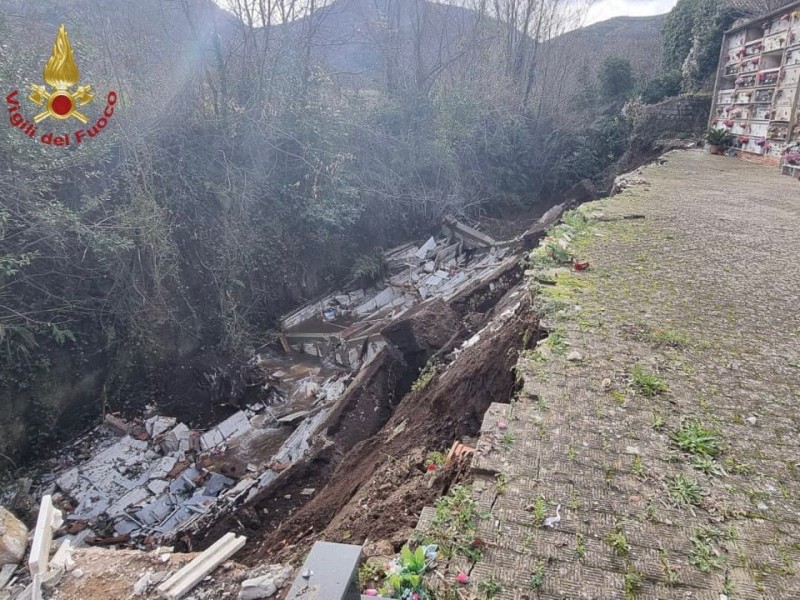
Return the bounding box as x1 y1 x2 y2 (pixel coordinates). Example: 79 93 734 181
251 284 537 563
188 260 535 565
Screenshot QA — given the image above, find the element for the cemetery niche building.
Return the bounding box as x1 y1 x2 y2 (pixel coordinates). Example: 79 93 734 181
710 3 800 172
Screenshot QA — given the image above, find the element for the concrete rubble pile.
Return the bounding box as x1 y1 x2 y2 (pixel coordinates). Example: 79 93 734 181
41 373 348 549
281 216 519 368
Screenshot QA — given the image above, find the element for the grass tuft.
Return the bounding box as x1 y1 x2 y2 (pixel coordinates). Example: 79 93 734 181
667 473 703 506
630 365 669 396
671 421 722 457
605 523 630 556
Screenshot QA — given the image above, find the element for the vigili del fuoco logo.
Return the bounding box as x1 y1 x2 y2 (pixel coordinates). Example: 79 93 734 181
5 24 117 146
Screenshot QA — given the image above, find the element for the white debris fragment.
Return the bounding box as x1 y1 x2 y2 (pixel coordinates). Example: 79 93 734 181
566 351 582 362
156 532 246 600
145 416 177 438
415 237 436 259
239 565 293 600
149 456 178 480
133 571 153 596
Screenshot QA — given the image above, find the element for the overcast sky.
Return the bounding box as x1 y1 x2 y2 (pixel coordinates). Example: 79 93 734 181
585 0 678 25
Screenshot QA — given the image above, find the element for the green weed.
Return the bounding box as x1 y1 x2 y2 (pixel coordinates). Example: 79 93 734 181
478 577 502 599
606 523 630 556
658 547 678 586
689 528 724 572
425 485 488 561
667 473 702 506
545 328 568 355
648 327 689 349
531 496 547 527
576 533 586 558
630 365 669 396
651 411 666 430
495 472 508 495
632 455 646 479
671 421 722 457
530 561 545 590
690 455 724 476
412 362 438 392
623 567 642 599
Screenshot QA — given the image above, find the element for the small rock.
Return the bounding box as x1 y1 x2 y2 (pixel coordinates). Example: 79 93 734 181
746 416 757 425
757 502 768 511
71 568 84 579
601 378 612 391
567 351 582 362
283 494 291 500
624 446 640 455
362 539 394 558
0 507 29 565
239 565 293 600
133 571 152 596
300 488 315 496
301 568 312 579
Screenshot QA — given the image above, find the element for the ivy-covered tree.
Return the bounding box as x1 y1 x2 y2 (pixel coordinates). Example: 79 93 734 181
661 0 742 93
662 0 700 72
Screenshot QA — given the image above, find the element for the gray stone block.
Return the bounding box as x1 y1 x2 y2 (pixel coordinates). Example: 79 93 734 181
285 541 362 600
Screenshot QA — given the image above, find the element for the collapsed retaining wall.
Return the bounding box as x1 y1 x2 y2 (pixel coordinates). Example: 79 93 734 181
610 94 712 188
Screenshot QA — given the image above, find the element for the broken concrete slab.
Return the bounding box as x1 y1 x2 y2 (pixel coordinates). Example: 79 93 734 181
162 423 190 453
0 507 28 566
149 456 178 480
107 487 151 518
443 215 495 248
148 480 169 496
277 411 309 425
146 416 177 438
28 494 63 600
54 469 79 496
156 532 246 600
414 236 436 259
217 411 251 440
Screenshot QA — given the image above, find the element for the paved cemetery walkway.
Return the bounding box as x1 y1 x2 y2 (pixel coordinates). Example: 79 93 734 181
469 151 800 599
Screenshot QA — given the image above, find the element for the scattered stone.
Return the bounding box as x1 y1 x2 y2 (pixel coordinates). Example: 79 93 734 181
566 351 582 362
624 446 640 455
71 568 84 579
362 539 393 558
0 507 28 566
238 565 292 600
300 488 315 496
601 378 612 391
746 416 757 425
133 571 153 596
